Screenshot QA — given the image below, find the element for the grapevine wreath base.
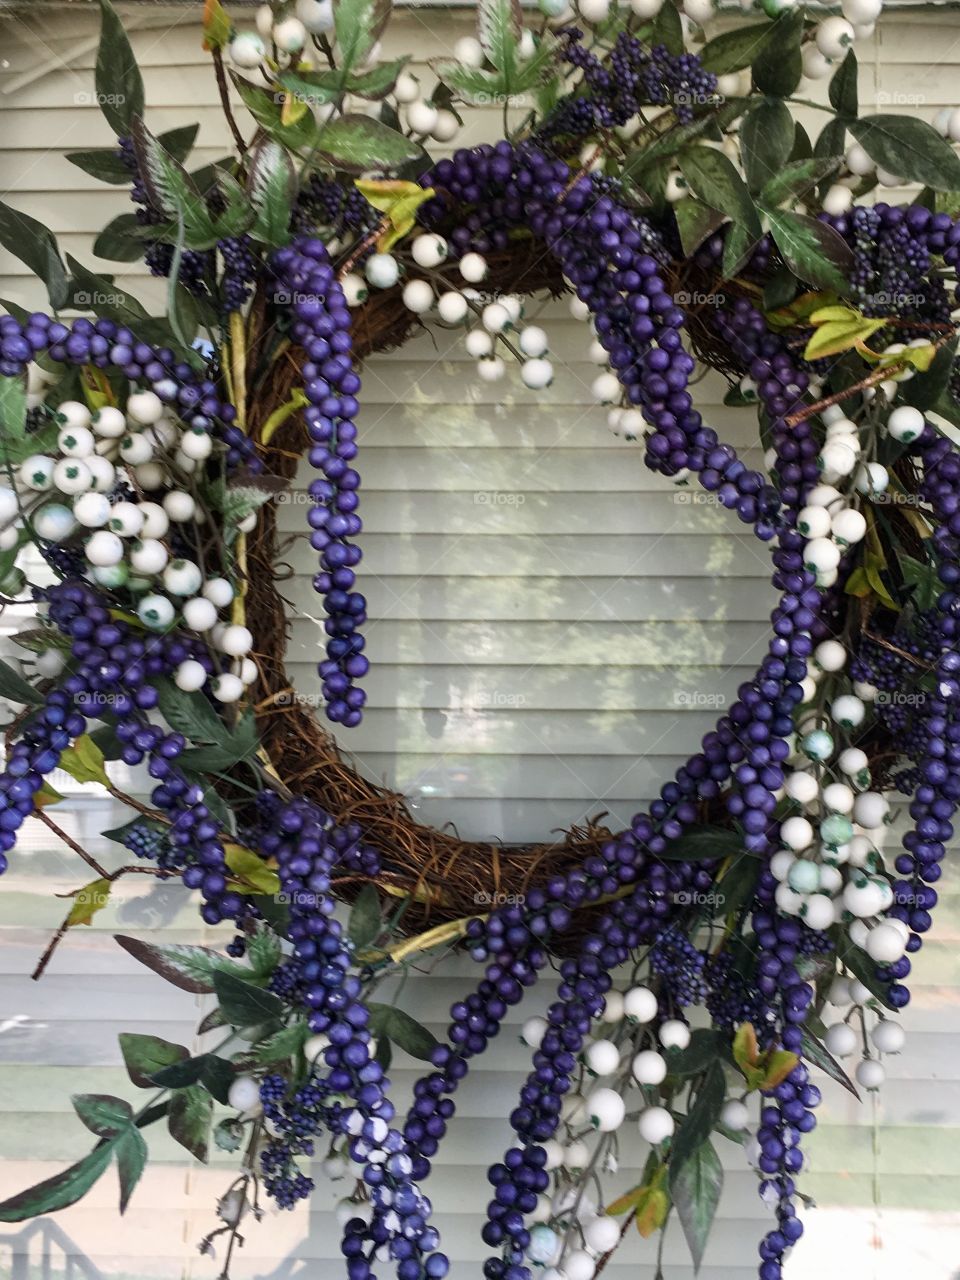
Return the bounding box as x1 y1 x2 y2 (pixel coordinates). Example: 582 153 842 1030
2 2 960 1279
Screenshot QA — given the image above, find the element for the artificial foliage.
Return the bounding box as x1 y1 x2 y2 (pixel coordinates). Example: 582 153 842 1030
0 0 959 1277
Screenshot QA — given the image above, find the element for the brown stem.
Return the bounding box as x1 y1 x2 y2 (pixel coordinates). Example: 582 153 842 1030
31 915 71 981
338 217 391 279
36 810 109 878
213 47 248 155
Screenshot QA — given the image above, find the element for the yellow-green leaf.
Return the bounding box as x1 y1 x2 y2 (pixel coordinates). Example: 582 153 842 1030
203 0 232 50
733 1022 760 1071
864 555 898 610
34 781 65 810
280 92 310 128
634 1182 670 1238
606 1186 645 1216
844 567 872 598
58 734 109 787
354 179 436 252
224 843 281 895
67 877 112 927
760 1050 800 1090
804 316 887 362
809 304 861 325
765 289 839 330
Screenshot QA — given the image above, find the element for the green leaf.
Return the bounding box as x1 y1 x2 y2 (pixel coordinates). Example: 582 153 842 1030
700 21 772 74
752 7 803 98
906 337 958 412
849 115 960 192
72 1094 133 1139
652 0 684 55
254 1021 310 1064
150 1052 234 1094
114 1126 147 1213
431 61 503 103
315 114 427 173
119 1033 189 1088
0 656 42 706
665 1029 730 1079
154 677 228 745
716 852 761 923
348 883 382 949
659 825 743 862
115 934 240 994
58 733 109 786
679 147 761 239
0 199 68 309
828 49 858 120
670 1060 727 1176
94 213 148 263
248 922 282 977
95 0 145 135
131 118 217 247
348 57 409 99
368 1003 438 1061
0 1144 115 1221
168 1086 213 1162
65 148 131 185
760 156 842 207
336 0 393 72
213 969 285 1027
202 0 232 50
477 0 521 73
741 98 795 194
624 100 747 178
66 878 112 928
671 1140 723 1272
246 139 296 249
65 256 189 359
158 123 201 163
762 207 854 293
0 375 28 464
673 198 726 257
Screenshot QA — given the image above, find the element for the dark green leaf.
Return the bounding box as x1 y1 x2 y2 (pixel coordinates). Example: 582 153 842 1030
246 138 296 249
624 100 747 177
849 115 960 192
349 883 382 949
741 98 795 194
673 198 726 257
841 943 894 1008
0 1144 114 1221
669 1060 727 1177
700 21 772 74
94 213 147 263
799 1028 860 1099
828 49 858 120
72 1094 133 1139
665 1029 730 1079
348 57 409 99
0 375 28 463
66 148 131 184
130 118 216 247
168 1086 213 1162
368 1003 438 1061
762 265 799 311
671 1140 723 1272
157 123 200 163
89 723 125 760
906 337 957 412
652 0 684 56
762 207 854 293
95 0 145 135
0 298 31 325
760 156 842 207
114 1127 147 1213
716 852 762 922
200 1054 236 1105
150 1052 232 1094
752 8 804 98
118 1033 189 1088
659 825 742 862
314 114 427 172
248 922 283 978
0 199 68 309
790 122 813 162
679 147 761 238
254 1022 310 1064
213 969 285 1027
0 657 42 706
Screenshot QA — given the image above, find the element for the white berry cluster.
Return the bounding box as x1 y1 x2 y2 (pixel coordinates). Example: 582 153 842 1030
517 983 750 1278
821 975 906 1090
343 240 560 391
7 392 256 704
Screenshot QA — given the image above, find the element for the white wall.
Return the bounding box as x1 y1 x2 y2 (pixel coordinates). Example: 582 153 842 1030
1 5 960 1278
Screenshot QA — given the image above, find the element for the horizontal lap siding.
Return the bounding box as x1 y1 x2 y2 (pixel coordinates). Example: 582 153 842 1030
2 5 960 1278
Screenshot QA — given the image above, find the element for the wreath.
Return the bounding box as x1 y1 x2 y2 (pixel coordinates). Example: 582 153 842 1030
0 1 958 1277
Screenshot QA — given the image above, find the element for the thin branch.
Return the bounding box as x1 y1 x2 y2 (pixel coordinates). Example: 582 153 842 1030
212 47 248 155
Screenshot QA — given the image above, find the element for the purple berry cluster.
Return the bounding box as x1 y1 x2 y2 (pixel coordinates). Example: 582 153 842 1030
270 237 368 726
0 310 257 470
